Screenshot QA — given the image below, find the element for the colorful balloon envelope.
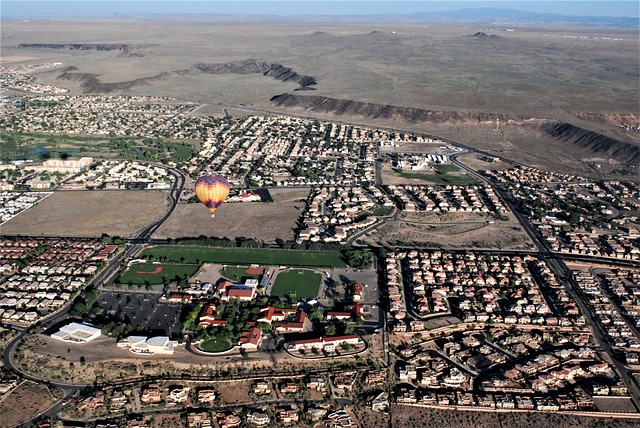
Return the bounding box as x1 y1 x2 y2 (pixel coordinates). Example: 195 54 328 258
194 174 230 217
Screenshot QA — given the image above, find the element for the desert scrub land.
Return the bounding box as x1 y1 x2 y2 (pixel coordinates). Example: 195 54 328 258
390 405 640 428
0 380 61 427
360 219 533 250
1 190 170 237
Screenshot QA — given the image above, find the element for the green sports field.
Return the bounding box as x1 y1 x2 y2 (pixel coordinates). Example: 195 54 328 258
117 262 200 285
141 246 346 268
271 269 322 299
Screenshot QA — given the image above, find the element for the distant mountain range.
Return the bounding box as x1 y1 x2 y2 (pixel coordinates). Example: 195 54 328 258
403 8 640 28
3 3 638 28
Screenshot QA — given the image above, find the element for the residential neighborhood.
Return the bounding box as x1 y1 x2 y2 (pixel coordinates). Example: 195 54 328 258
0 67 639 427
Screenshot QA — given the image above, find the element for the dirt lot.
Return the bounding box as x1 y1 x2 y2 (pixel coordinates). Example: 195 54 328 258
355 407 390 428
153 199 305 243
216 381 252 404
391 405 640 428
188 263 225 285
359 217 533 250
592 396 637 413
1 190 170 238
0 380 60 427
456 152 514 172
150 412 184 428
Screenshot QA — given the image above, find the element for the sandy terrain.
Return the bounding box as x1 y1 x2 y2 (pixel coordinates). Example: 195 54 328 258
153 200 304 243
0 190 170 238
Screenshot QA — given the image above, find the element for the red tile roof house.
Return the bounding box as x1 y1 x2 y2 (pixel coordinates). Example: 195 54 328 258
198 304 228 328
238 326 263 350
257 306 297 324
275 310 312 333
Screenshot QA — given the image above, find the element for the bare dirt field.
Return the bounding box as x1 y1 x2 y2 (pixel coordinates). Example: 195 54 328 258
398 211 492 223
360 217 533 250
188 263 225 285
216 381 252 405
456 152 514 172
0 190 170 238
149 412 183 428
592 396 637 413
153 199 305 243
0 380 60 427
421 123 639 178
391 405 640 428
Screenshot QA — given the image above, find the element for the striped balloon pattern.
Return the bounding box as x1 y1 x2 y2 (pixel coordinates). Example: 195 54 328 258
194 174 230 217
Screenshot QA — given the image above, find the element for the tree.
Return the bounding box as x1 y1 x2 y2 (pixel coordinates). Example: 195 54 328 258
309 309 324 321
325 325 337 336
341 249 373 270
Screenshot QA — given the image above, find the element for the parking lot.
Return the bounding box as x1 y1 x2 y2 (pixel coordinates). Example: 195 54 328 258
330 266 381 326
94 291 183 337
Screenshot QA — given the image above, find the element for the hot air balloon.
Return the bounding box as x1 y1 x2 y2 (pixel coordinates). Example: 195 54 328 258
194 174 230 217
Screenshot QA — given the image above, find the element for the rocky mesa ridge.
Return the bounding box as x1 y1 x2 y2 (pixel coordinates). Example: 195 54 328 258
270 93 518 124
194 60 316 89
270 93 640 165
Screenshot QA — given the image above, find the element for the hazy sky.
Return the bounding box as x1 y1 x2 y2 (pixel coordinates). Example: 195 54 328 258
3 1 639 19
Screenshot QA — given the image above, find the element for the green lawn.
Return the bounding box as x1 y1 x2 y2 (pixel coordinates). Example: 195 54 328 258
117 262 200 285
271 269 322 299
433 164 460 173
371 206 394 216
199 338 232 352
220 266 262 282
396 169 475 185
141 246 346 268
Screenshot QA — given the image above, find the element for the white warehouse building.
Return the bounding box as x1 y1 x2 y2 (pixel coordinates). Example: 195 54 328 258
51 322 102 343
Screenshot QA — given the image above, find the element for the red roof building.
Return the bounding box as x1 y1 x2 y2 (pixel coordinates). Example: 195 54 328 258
353 283 363 301
198 305 228 328
238 326 263 350
257 306 297 325
168 293 192 303
326 311 352 320
223 287 256 301
275 310 312 333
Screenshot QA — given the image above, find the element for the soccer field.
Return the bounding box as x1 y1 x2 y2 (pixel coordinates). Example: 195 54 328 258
140 246 346 267
271 269 322 299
